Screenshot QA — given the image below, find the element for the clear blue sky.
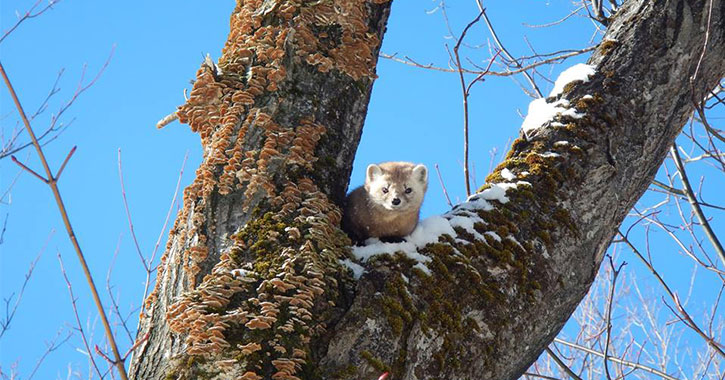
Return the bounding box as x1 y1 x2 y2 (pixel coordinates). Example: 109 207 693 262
1 1 722 379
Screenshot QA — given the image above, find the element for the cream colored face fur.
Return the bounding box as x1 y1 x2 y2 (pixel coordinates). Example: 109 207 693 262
364 163 428 211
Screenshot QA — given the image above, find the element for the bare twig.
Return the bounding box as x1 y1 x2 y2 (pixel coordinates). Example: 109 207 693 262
140 151 189 315
452 10 484 197
0 58 128 380
618 231 725 358
434 164 453 208
670 145 725 267
553 338 680 380
523 6 586 28
107 235 134 343
57 252 105 380
603 256 627 380
0 0 60 45
0 230 54 339
476 0 543 98
26 328 73 380
650 179 725 211
117 149 150 273
544 347 583 380
379 46 596 79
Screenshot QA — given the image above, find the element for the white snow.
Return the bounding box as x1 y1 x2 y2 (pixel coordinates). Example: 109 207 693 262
485 231 502 242
501 168 516 181
549 63 596 97
521 63 597 136
521 98 570 135
582 94 594 100
413 262 431 275
340 259 365 280
479 183 518 204
448 215 485 241
539 152 561 158
351 216 456 265
408 216 457 246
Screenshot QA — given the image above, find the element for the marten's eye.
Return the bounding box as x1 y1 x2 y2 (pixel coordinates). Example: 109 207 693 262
405 188 412 194
382 187 389 193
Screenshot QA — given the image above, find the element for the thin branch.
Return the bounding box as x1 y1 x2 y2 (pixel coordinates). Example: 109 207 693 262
617 231 725 358
523 6 586 28
477 0 543 98
670 145 725 267
0 231 53 339
452 10 484 197
379 46 596 79
544 347 583 380
10 155 48 183
26 328 73 380
603 256 627 380
117 149 149 272
553 338 680 380
140 151 189 315
0 59 128 380
106 235 134 343
57 252 105 380
0 0 61 45
55 146 77 179
434 164 453 208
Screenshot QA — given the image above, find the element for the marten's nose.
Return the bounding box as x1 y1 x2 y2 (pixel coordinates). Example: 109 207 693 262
392 198 401 205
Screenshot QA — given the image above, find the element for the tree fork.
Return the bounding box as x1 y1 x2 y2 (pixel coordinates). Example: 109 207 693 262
130 0 725 379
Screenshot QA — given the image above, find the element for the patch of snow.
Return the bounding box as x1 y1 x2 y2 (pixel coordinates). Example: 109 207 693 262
521 98 570 135
501 168 516 181
340 259 365 280
539 152 561 158
408 216 457 246
506 235 524 250
351 216 456 264
554 141 570 147
485 231 501 242
480 183 518 204
582 94 594 100
449 215 485 241
560 108 584 119
521 63 596 136
413 262 431 275
550 63 596 97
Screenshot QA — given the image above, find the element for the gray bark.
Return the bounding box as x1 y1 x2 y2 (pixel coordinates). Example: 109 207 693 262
129 0 725 379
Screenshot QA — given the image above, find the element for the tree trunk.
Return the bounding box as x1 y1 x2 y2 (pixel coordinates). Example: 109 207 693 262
129 1 725 379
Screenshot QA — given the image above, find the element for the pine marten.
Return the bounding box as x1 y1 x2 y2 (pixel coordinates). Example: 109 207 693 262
342 162 428 245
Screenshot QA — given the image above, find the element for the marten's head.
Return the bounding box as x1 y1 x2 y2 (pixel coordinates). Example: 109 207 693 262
364 162 428 211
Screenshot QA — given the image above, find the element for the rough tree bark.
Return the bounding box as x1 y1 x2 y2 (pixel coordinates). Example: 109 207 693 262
129 1 725 379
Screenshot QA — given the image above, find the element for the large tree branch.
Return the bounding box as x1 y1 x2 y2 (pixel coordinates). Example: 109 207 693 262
130 1 392 379
319 0 725 379
130 0 725 379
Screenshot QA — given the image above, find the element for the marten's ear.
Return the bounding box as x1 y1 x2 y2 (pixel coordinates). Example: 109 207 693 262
413 164 428 183
366 164 383 183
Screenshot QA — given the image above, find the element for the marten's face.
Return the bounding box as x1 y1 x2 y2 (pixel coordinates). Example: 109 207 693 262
365 163 428 211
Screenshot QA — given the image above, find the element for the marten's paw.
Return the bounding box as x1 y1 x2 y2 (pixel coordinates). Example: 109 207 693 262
379 236 406 243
